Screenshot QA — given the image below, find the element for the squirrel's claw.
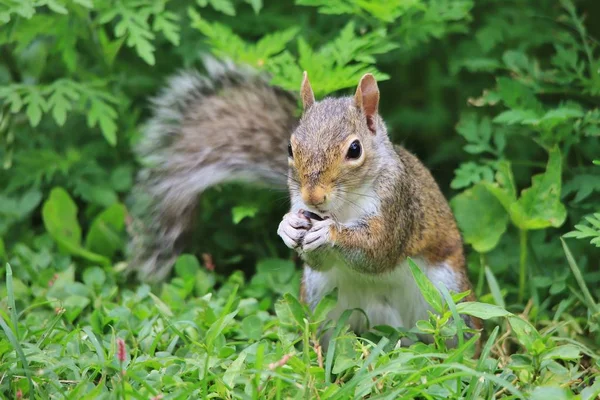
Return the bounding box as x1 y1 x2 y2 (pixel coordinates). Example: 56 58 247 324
302 219 335 252
278 212 311 249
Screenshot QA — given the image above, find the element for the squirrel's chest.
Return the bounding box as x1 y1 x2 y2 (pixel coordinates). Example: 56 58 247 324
303 258 457 333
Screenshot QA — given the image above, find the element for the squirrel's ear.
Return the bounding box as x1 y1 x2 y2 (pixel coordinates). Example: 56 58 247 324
300 71 315 111
354 73 379 134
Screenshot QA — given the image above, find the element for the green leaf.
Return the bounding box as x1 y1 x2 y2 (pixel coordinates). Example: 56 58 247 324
62 295 91 322
74 182 118 208
451 161 495 189
153 11 180 46
493 109 541 125
84 203 126 258
255 258 296 290
563 213 600 247
47 83 79 126
110 165 133 192
0 189 42 221
174 254 201 279
113 6 155 65
73 0 94 7
296 0 359 16
205 310 238 351
542 344 581 361
510 147 567 230
223 344 253 388
208 0 236 16
456 113 495 155
485 267 505 308
540 105 584 128
42 187 82 250
232 205 259 224
241 315 263 340
563 174 600 203
0 2 35 23
42 187 110 265
451 183 508 253
274 297 296 327
98 30 126 66
283 293 307 327
496 77 543 113
416 320 435 333
456 302 512 319
312 291 337 325
87 97 118 145
24 87 46 127
46 0 67 14
530 387 570 400
245 0 262 14
82 266 107 289
508 316 543 353
407 257 443 314
581 380 600 400
482 160 518 212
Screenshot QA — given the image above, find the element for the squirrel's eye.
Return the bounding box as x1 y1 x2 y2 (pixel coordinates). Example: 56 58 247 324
288 143 294 158
346 140 362 160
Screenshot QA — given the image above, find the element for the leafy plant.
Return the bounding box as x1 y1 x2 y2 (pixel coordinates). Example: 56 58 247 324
565 212 600 247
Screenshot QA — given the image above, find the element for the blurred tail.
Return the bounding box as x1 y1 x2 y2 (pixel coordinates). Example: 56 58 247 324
127 58 298 281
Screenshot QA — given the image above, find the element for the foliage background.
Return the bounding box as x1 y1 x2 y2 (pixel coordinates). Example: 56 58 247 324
0 0 599 398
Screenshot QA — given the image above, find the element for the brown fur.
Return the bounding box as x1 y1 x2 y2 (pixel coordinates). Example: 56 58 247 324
289 75 481 346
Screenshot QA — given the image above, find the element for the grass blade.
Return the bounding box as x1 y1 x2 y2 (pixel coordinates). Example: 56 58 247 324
561 238 599 312
82 326 106 365
465 326 500 399
484 266 505 309
0 313 34 395
324 308 353 383
439 284 464 353
6 263 19 340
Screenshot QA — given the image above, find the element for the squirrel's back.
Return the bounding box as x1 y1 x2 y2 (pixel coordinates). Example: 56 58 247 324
128 58 298 281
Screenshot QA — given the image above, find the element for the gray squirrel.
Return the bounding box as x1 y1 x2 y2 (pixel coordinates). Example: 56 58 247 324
128 58 481 348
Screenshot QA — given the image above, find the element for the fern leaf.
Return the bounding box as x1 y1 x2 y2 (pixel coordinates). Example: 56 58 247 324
564 213 600 247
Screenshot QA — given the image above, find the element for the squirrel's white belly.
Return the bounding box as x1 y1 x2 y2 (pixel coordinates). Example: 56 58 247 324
303 257 458 334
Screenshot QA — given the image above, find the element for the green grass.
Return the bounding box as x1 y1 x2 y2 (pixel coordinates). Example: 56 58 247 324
1 0 600 398
0 247 598 399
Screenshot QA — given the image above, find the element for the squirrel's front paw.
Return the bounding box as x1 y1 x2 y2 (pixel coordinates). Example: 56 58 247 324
277 212 311 249
302 218 335 252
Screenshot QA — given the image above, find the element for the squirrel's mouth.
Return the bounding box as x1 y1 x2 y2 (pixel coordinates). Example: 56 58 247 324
302 204 330 218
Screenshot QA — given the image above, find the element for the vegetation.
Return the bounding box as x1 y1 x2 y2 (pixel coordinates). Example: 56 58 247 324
1 0 599 398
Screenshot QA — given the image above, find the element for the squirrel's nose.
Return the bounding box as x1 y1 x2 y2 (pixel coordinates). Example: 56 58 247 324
302 187 327 207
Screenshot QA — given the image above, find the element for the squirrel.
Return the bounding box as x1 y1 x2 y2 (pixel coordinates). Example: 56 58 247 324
128 57 481 349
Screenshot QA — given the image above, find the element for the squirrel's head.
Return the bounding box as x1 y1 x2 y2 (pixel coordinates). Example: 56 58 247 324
288 72 390 218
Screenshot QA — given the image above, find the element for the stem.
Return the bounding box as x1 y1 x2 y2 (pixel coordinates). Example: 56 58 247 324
519 230 528 303
303 319 311 399
202 352 210 400
120 370 126 400
564 0 595 79
477 253 486 297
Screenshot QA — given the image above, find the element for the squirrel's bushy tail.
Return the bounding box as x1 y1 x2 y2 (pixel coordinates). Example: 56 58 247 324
127 58 298 281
